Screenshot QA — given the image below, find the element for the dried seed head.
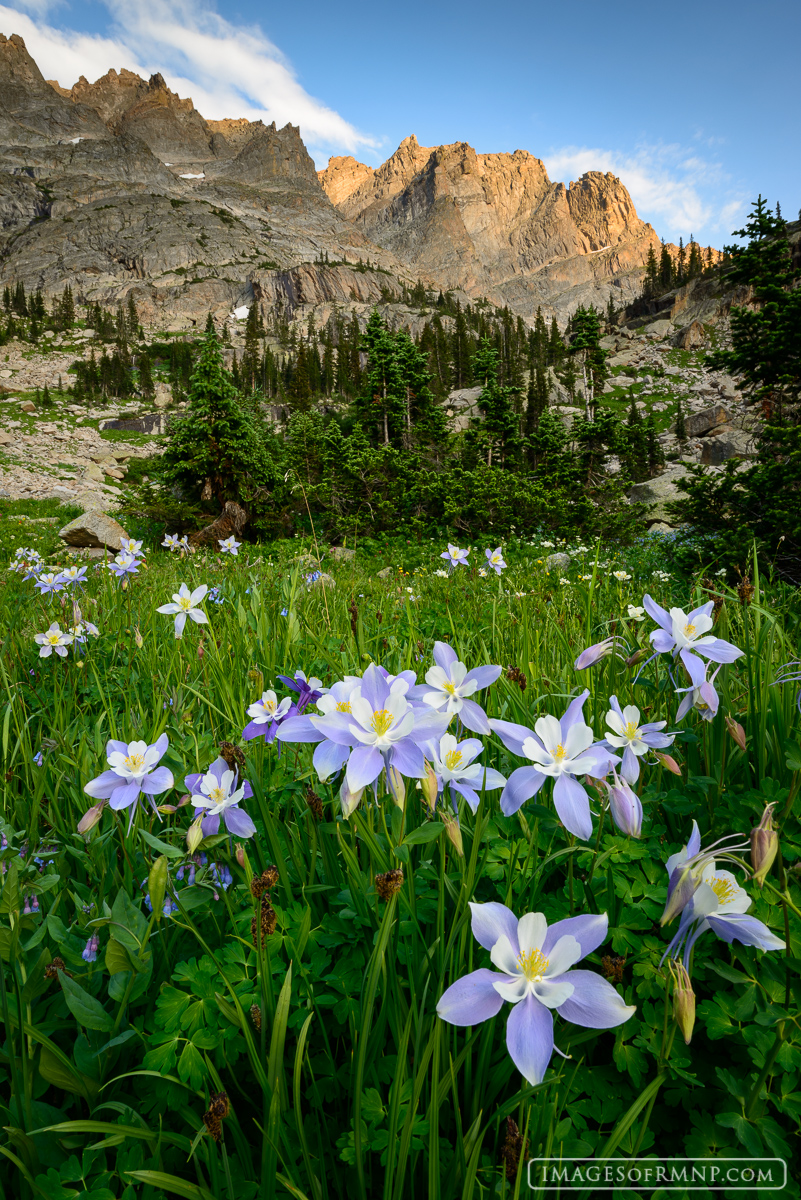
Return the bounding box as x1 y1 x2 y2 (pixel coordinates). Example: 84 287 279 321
305 786 324 821
737 574 755 606
601 955 626 984
218 741 245 771
203 1113 221 1143
250 1003 262 1031
375 868 404 902
500 1117 528 1180
208 1091 230 1120
250 866 279 897
505 665 527 692
44 957 72 980
251 896 277 945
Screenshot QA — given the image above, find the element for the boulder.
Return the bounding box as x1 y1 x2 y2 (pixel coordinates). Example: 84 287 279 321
0 430 12 445
328 546 355 562
684 404 731 438
607 350 639 368
700 430 754 466
626 466 690 523
377 566 393 579
59 509 131 550
545 552 571 571
20 401 36 413
646 521 675 534
99 413 167 435
645 319 673 338
83 465 106 483
673 321 705 350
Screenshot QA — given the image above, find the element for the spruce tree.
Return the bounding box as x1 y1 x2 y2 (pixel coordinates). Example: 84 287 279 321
659 242 674 290
138 353 155 399
160 325 272 506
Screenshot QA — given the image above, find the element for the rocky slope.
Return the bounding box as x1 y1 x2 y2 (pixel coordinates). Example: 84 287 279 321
0 33 700 330
319 136 664 321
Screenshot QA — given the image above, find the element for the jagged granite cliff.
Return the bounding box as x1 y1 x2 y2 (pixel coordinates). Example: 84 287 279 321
1 33 676 326
319 136 662 321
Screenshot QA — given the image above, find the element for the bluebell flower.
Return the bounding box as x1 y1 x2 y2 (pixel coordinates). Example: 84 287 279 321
33 750 43 766
82 933 99 962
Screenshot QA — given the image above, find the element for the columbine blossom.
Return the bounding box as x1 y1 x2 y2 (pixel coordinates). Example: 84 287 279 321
660 821 751 926
574 636 621 671
485 547 506 575
242 690 295 743
441 543 469 570
58 565 88 588
219 537 241 556
675 657 722 722
162 534 181 551
120 538 144 556
34 572 65 596
280 664 449 793
661 857 785 967
276 669 325 715
34 623 73 658
490 690 616 839
82 734 174 826
157 584 209 638
427 732 506 813
604 769 643 838
185 757 256 838
106 552 140 581
437 903 635 1086
277 677 361 780
409 640 502 735
602 697 675 784
627 606 645 622
643 595 743 675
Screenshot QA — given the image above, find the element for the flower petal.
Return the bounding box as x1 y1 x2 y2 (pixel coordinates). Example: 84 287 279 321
345 744 383 792
457 698 491 735
490 934 522 976
500 766 547 816
469 901 520 955
553 774 593 840
84 769 125 799
555 969 636 1029
139 766 174 795
224 806 256 838
313 739 350 782
505 993 554 1085
542 913 608 961
437 968 506 1026
108 780 142 811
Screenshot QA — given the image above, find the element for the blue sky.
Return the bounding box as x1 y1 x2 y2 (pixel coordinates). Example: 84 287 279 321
2 0 798 246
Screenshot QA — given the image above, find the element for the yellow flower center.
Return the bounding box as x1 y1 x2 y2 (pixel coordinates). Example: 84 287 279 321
208 786 226 805
445 749 463 771
624 721 639 740
711 875 737 904
443 682 456 695
517 947 549 981
263 699 276 713
336 701 352 712
179 597 192 610
371 709 394 736
47 634 61 644
684 622 696 638
553 743 567 761
124 753 145 772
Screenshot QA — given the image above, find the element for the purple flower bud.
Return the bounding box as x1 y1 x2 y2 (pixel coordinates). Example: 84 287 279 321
605 771 643 838
82 933 99 963
574 636 618 671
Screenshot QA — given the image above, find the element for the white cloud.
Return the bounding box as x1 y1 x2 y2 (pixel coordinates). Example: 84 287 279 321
543 141 748 246
0 0 377 159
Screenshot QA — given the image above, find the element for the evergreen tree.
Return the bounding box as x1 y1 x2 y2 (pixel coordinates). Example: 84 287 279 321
643 246 660 298
359 310 404 446
570 306 607 417
659 242 674 290
471 337 521 468
674 396 687 441
138 353 155 399
240 304 262 393
160 325 272 506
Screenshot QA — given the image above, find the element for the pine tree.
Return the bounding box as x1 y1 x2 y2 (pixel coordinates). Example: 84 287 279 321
471 337 520 468
359 310 404 445
659 242 674 290
644 246 660 298
126 293 139 340
687 236 703 280
676 238 686 285
675 396 687 441
160 325 272 506
138 353 155 399
240 304 262 393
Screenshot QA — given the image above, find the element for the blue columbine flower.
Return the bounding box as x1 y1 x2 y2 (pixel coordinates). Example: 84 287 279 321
81 734 174 828
437 903 635 1086
407 640 502 735
185 757 256 838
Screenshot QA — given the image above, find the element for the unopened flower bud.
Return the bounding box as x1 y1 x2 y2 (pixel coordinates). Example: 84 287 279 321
77 799 107 834
339 778 363 819
420 760 438 812
235 843 246 868
654 751 681 777
750 803 778 888
186 817 204 854
441 808 464 857
625 649 649 668
387 766 405 810
134 627 143 648
668 959 696 1044
197 639 205 660
605 771 642 838
724 715 747 752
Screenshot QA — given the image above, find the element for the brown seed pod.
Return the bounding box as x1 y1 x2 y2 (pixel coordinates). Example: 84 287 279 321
251 896 277 945
250 866 279 898
601 955 626 984
218 741 246 771
375 868 404 902
305 786 324 821
500 1116 528 1179
249 1003 262 1031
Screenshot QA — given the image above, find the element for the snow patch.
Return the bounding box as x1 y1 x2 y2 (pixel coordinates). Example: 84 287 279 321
231 306 249 320
179 172 205 179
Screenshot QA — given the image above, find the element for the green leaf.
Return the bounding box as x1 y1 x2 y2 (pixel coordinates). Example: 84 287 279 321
715 1112 763 1156
105 937 140 976
402 822 444 846
124 1171 215 1200
177 1041 207 1090
0 859 19 915
59 973 115 1033
139 829 184 859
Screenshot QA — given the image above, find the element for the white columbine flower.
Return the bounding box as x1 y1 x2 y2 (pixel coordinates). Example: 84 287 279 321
219 537 241 556
156 583 209 638
34 622 74 658
120 537 144 555
627 605 645 621
162 534 180 551
612 571 632 581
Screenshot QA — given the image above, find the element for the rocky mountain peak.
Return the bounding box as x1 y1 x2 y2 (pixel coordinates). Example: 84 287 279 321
219 121 320 187
566 171 651 250
317 156 375 207
0 33 109 144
